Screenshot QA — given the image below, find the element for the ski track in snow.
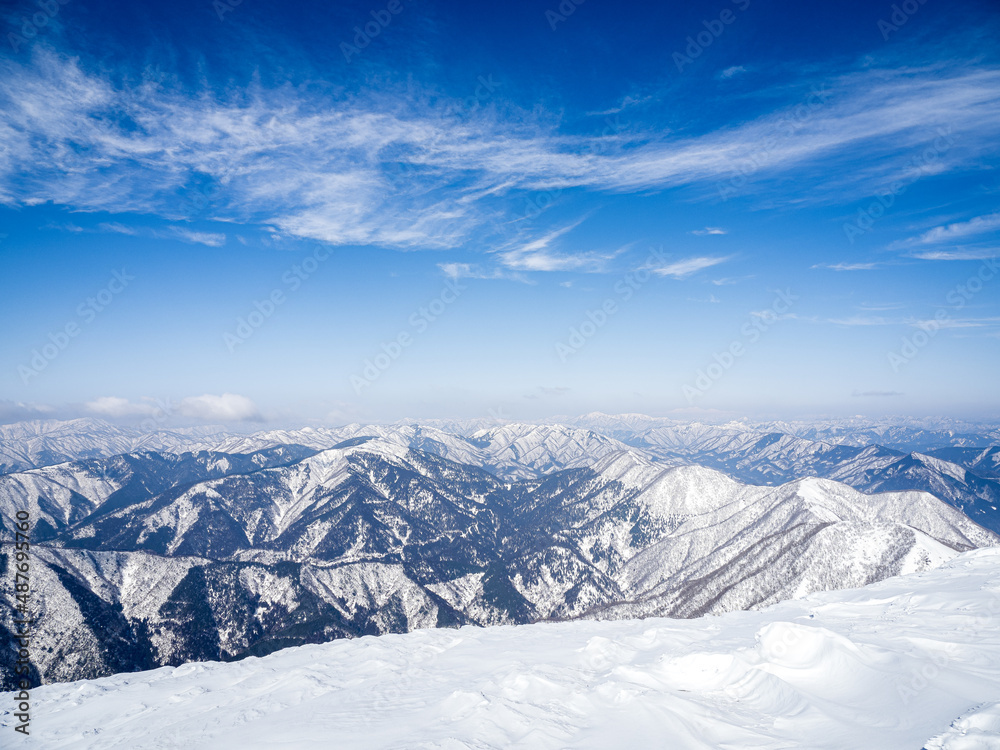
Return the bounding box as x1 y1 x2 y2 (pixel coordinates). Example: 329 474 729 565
5 548 1000 749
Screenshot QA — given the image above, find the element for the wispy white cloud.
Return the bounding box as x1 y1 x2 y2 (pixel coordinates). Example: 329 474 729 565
911 317 1000 330
437 262 525 282
691 227 727 236
890 212 1000 261
651 256 729 279
169 228 226 247
751 309 797 321
585 94 655 116
826 315 898 326
85 393 261 420
439 262 473 280
857 302 905 311
84 396 158 418
719 66 747 79
898 212 1000 247
2 50 999 255
523 386 571 399
98 222 140 236
95 222 226 246
178 393 261 421
0 400 57 424
493 223 625 273
826 315 1000 330
910 248 999 260
812 262 880 271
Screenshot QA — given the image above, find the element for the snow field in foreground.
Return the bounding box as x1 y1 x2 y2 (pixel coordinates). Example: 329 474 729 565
5 548 1000 749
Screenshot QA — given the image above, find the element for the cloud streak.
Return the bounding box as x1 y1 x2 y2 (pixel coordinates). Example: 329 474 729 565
86 393 261 421
910 248 999 261
812 262 881 271
651 256 729 279
901 212 1000 247
2 50 999 257
178 393 261 422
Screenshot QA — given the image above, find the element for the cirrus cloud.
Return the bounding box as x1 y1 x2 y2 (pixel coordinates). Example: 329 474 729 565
2 49 999 257
651 256 730 279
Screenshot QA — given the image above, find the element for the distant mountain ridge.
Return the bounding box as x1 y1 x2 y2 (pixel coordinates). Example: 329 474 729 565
1 426 997 688
4 415 999 532
4 414 1000 475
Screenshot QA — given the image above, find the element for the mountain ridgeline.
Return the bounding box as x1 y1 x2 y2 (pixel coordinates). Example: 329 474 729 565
1 418 998 688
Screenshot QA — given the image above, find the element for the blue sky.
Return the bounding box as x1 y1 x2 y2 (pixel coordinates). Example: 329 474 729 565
1 0 999 426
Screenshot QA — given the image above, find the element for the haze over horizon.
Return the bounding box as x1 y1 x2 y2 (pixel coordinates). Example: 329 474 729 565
2 0 999 426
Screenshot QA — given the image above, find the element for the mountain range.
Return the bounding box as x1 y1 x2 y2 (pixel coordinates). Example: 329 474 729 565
2 416 998 688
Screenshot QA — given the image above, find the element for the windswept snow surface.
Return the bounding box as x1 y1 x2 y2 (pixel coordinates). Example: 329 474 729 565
6 549 1000 749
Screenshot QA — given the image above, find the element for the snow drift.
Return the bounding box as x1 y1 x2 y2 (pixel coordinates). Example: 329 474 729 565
5 548 1000 749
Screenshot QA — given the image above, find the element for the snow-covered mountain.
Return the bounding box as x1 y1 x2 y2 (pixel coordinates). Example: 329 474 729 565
2 438 996 688
0 445 318 539
550 417 1000 533
6 416 999 510
0 419 233 474
0 419 642 481
924 445 1000 479
8 547 1000 749
564 412 1000 451
8 414 999 473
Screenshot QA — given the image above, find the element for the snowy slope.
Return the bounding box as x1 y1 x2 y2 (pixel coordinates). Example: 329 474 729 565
6 548 1000 749
195 422 643 480
565 412 1000 451
0 419 644 481
0 419 231 474
6 418 1000 530
0 446 318 541
550 418 1000 534
4 440 996 689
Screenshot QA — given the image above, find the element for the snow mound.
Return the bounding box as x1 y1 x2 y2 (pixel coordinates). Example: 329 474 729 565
6 549 1000 749
925 701 1000 749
